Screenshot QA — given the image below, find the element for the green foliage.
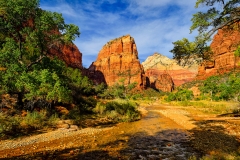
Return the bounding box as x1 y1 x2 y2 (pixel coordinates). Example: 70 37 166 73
0 113 21 138
234 45 240 57
171 0 240 64
93 100 141 122
171 38 198 65
94 83 107 96
0 0 81 108
169 100 240 114
100 79 137 99
21 111 47 129
19 67 71 103
0 110 59 138
65 67 94 96
200 73 240 101
166 89 194 102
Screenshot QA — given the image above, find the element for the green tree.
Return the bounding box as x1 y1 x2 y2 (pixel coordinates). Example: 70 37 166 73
100 79 137 99
64 67 94 96
200 76 220 100
171 0 240 64
0 0 80 108
166 89 193 101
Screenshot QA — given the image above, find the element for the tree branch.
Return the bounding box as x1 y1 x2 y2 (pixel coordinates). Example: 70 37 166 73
26 55 45 71
207 16 240 39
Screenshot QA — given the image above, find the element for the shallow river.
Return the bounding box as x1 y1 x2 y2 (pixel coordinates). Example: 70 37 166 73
1 105 202 160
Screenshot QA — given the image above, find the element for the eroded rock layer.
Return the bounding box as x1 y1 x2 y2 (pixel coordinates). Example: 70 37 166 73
88 35 145 88
197 28 240 79
142 53 198 87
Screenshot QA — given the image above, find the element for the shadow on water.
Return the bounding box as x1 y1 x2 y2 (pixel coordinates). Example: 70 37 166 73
4 130 201 160
3 106 240 160
189 120 240 156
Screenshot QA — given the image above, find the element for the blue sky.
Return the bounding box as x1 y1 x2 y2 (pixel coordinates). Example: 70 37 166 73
40 0 199 68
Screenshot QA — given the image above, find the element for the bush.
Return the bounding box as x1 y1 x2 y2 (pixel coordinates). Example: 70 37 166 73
75 96 97 113
93 102 106 115
0 109 59 139
0 113 21 138
21 111 46 129
93 100 141 122
199 73 240 101
165 89 193 102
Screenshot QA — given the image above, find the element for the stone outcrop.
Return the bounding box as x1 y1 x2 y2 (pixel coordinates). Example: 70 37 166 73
142 53 198 87
49 43 82 69
197 27 240 79
147 73 174 92
88 35 145 88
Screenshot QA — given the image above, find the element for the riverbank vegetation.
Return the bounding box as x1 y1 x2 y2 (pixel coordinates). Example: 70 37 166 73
0 0 141 139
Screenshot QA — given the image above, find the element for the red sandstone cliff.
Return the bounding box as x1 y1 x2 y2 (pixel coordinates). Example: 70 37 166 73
49 43 82 69
142 53 198 87
88 35 146 88
197 28 240 79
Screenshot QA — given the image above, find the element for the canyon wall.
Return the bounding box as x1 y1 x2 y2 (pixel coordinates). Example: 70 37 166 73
197 28 240 79
88 35 146 88
142 53 198 87
49 43 82 69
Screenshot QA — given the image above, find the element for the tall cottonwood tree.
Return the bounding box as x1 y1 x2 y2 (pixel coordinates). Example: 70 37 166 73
171 0 240 65
0 0 80 108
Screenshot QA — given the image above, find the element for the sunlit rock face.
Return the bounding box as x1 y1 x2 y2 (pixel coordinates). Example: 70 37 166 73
49 43 82 69
88 35 146 88
197 27 240 80
146 72 174 92
142 53 198 88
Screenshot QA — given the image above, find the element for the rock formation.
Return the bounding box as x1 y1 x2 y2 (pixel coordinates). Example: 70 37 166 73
49 43 82 69
142 53 198 87
147 73 174 92
197 27 240 79
88 35 146 88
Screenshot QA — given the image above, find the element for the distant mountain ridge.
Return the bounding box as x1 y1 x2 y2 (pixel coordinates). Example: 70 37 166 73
142 53 198 87
142 52 199 72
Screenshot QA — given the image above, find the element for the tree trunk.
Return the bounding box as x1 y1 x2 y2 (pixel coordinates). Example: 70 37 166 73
17 92 24 109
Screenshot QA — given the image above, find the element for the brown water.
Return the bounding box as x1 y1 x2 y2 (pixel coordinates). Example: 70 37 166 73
1 105 202 159
70 105 201 160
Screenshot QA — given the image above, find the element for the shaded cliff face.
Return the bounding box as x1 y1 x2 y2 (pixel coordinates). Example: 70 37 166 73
142 53 198 87
88 35 145 88
49 43 82 69
197 28 240 79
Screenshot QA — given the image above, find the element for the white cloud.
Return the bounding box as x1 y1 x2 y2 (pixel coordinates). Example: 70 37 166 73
41 3 78 18
41 0 199 67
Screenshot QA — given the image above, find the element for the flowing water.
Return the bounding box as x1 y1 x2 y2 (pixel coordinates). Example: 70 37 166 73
71 105 201 159
0 105 202 160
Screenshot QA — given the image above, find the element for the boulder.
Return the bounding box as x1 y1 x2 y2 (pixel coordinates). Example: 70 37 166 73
148 73 174 92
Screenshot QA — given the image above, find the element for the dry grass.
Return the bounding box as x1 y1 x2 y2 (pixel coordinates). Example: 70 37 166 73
167 100 239 115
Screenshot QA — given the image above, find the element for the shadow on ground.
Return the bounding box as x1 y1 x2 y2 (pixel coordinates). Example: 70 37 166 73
2 113 240 159
189 119 240 156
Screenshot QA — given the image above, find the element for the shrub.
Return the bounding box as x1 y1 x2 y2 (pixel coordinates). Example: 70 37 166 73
21 111 47 129
93 100 140 122
93 102 106 115
165 89 193 101
65 108 82 122
0 113 21 138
